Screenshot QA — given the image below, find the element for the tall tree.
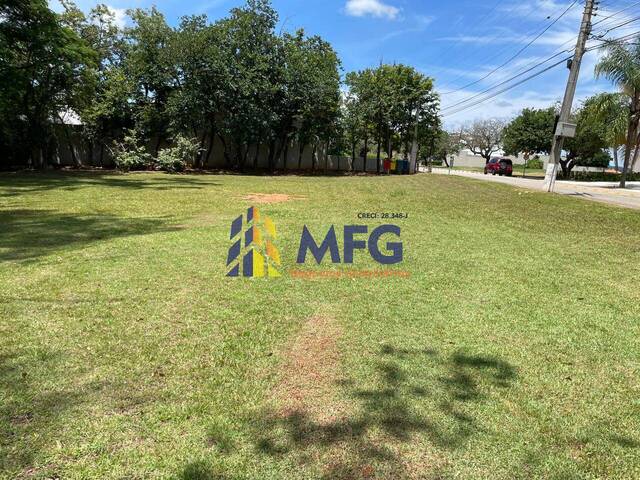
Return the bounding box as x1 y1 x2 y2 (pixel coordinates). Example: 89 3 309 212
0 0 96 166
589 92 629 170
344 64 438 173
563 103 609 175
502 107 556 157
124 7 177 156
595 38 640 187
463 119 506 163
60 2 127 166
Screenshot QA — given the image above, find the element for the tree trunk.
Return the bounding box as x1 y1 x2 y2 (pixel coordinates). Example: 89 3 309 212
311 143 317 171
62 126 80 167
376 135 381 174
99 143 105 167
620 114 639 188
233 137 243 169
362 136 368 173
351 143 356 171
283 138 290 171
217 134 230 167
631 142 640 173
268 140 277 172
154 135 162 158
205 128 216 166
323 141 328 173
273 139 286 171
197 130 207 168
251 143 258 170
559 158 574 179
241 143 250 171
88 140 94 167
298 143 305 170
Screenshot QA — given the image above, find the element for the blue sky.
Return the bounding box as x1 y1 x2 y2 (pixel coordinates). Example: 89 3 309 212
51 0 640 127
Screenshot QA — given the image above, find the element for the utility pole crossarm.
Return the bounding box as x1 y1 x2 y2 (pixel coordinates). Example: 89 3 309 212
543 0 597 192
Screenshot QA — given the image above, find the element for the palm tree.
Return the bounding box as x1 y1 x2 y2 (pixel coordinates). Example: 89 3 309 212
590 92 629 170
595 39 640 188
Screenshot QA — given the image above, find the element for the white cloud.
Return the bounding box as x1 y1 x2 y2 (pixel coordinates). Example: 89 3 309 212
344 0 400 20
501 0 584 23
106 5 127 29
49 1 127 28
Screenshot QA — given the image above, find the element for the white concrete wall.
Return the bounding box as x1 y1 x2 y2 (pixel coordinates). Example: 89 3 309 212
449 150 549 168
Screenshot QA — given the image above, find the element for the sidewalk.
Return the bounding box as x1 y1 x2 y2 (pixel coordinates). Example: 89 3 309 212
429 168 640 210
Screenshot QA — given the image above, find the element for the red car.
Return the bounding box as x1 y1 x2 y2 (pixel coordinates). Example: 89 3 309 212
484 157 513 176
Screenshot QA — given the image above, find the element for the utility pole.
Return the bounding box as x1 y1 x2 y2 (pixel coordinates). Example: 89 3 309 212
543 0 597 192
410 107 420 174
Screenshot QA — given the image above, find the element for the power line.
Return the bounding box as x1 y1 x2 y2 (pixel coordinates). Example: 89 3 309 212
441 58 570 117
592 0 640 26
426 0 512 79
592 15 640 37
440 0 580 95
441 30 640 118
441 50 572 112
434 5 544 92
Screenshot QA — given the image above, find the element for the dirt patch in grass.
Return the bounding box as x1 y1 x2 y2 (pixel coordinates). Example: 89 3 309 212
273 314 343 420
240 193 307 204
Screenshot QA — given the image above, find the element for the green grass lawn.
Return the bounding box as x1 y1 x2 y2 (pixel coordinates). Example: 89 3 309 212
1 171 639 479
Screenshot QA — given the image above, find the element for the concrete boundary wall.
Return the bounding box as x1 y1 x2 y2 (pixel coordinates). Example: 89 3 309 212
54 127 384 172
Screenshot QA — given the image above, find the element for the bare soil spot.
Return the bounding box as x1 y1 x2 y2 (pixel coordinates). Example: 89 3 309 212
273 314 343 421
240 193 307 204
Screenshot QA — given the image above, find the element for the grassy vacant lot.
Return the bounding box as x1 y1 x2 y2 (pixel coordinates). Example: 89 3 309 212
1 171 639 480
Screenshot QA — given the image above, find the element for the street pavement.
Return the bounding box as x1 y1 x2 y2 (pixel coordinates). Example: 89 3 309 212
429 168 640 210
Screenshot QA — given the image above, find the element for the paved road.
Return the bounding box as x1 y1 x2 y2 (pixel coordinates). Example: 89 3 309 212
430 168 640 210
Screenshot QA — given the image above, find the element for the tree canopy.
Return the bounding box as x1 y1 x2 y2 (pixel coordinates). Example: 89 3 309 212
0 0 439 172
595 38 640 187
502 107 556 157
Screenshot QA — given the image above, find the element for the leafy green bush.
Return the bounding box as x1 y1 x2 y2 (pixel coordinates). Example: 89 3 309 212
422 158 443 166
526 156 543 169
570 171 640 182
156 136 200 173
112 130 153 172
576 150 611 168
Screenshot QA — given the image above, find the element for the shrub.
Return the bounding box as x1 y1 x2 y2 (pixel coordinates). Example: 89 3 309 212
526 156 543 169
112 130 153 172
422 158 443 166
156 136 200 173
576 150 611 168
570 171 640 182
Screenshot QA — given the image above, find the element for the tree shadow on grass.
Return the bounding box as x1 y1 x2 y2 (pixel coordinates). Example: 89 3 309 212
0 171 218 197
0 209 181 262
252 345 517 479
1 346 171 478
0 349 112 478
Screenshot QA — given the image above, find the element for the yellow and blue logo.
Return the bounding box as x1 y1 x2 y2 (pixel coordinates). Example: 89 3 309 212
226 207 281 278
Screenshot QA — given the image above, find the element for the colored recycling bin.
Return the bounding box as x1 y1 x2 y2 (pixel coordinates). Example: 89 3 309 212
390 160 397 172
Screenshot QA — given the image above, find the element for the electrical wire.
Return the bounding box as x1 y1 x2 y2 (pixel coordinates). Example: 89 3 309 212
439 0 580 95
593 1 640 26
441 30 640 118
